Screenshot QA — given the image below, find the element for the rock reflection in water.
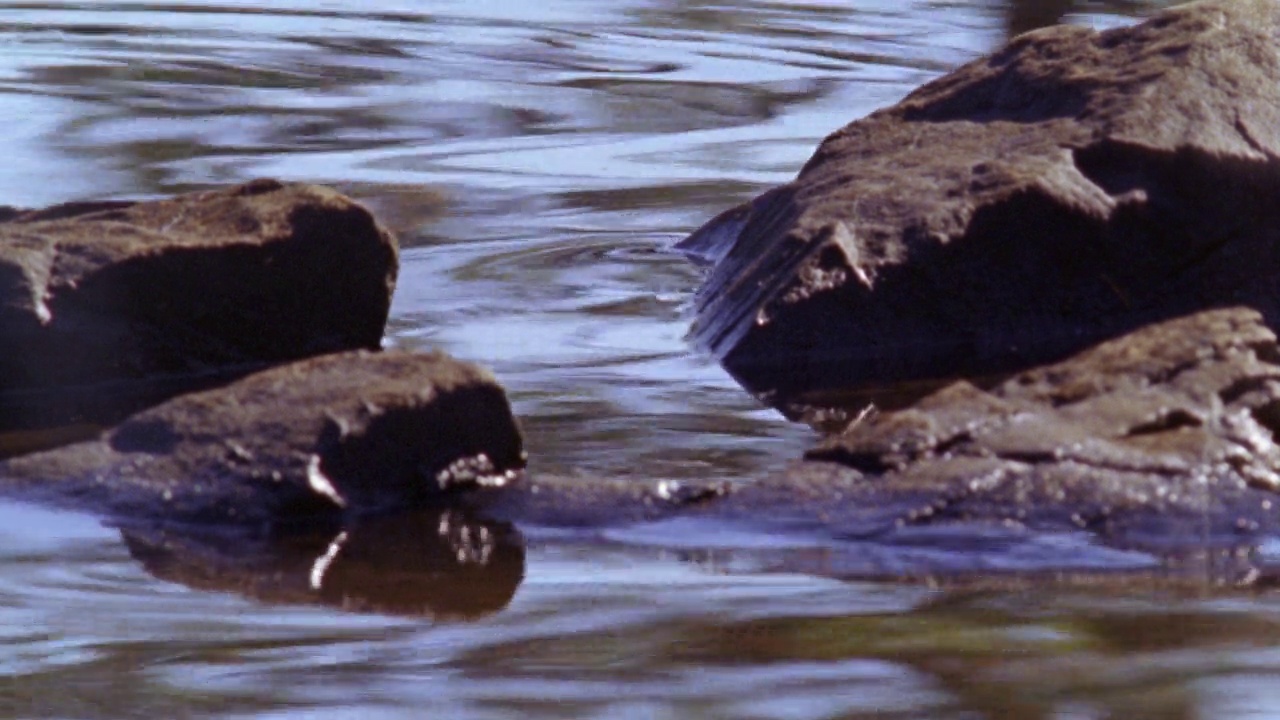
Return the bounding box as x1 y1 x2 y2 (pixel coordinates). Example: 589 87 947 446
117 508 524 620
112 489 1279 621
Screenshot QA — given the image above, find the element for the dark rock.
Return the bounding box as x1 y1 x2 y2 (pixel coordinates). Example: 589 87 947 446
756 308 1280 553
0 350 526 526
680 0 1280 414
480 308 1280 584
0 179 398 431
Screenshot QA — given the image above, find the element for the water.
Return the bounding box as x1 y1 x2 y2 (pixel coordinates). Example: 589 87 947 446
9 1 1280 718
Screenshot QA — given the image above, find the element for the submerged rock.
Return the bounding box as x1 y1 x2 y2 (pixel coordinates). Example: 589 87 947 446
0 179 398 430
680 0 1280 414
0 350 526 526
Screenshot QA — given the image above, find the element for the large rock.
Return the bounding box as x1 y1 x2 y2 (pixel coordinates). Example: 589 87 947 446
0 350 526 525
743 308 1280 554
680 0 1280 414
483 309 1280 579
0 179 398 430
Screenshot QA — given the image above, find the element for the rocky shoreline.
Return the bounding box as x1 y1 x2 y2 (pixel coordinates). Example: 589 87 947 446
4 0 1280 607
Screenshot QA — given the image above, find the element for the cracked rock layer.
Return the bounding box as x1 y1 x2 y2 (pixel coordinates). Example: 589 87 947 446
753 308 1280 551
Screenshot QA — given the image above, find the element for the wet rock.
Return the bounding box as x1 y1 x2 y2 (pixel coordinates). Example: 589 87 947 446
0 350 526 526
0 179 398 430
680 0 1280 414
486 309 1280 580
752 308 1280 552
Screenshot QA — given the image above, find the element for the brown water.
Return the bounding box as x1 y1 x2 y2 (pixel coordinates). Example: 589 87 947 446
11 1 1280 718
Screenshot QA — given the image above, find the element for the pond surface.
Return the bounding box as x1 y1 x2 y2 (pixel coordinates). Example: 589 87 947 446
11 1 1280 718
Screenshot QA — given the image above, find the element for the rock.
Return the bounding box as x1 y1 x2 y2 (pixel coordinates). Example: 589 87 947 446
479 309 1280 581
679 0 1280 414
0 350 526 526
3 311 1271 584
756 308 1280 552
0 179 398 431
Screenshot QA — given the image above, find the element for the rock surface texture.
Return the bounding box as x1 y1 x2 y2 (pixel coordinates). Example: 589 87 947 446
352 310 1280 587
0 179 398 430
488 309 1280 581
680 0 1280 414
120 508 524 619
759 308 1280 553
0 350 526 526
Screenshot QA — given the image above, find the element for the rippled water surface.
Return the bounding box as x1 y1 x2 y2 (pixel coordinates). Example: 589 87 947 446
12 1 1280 718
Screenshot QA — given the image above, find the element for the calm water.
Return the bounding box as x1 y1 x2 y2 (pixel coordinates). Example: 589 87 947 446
11 1 1280 718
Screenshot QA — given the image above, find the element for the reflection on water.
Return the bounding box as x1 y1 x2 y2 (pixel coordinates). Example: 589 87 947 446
118 508 525 620
0 0 1259 717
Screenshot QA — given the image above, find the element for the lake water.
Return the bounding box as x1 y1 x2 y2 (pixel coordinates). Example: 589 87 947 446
11 1 1280 718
